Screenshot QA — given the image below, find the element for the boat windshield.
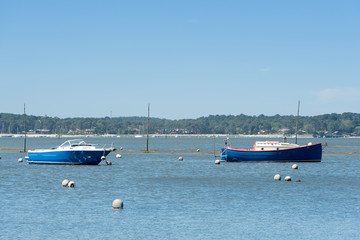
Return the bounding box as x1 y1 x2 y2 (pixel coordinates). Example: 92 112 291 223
59 139 90 148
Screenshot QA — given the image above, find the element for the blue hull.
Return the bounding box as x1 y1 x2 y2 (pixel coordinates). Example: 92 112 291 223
221 143 322 162
26 150 112 165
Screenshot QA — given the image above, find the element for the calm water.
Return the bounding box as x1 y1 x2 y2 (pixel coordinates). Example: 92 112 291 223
1 137 359 239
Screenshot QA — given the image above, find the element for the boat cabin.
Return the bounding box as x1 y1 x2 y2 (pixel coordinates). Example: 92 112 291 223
253 141 300 151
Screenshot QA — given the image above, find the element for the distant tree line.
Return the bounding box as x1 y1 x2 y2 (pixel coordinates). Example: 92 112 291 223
1 112 360 137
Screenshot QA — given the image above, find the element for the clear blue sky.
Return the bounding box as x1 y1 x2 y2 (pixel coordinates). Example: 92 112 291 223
1 1 359 119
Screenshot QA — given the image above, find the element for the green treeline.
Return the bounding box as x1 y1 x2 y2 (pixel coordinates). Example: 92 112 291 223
1 112 360 137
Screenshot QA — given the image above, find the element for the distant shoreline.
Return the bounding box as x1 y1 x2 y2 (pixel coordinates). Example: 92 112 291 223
0 133 353 138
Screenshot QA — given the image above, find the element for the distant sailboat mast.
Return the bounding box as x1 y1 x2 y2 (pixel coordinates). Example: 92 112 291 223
295 100 300 144
146 104 150 153
23 104 27 152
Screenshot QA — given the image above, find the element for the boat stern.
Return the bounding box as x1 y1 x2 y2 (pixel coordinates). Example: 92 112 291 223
220 148 227 160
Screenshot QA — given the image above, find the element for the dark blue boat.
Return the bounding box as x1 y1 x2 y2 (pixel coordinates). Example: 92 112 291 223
26 139 116 165
221 141 322 162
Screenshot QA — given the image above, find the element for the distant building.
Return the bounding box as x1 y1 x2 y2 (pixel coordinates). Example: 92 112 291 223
279 128 290 134
169 128 192 134
35 129 51 134
67 128 95 135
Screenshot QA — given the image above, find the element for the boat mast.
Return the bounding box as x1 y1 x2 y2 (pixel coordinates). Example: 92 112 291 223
23 103 27 152
213 134 216 159
295 100 300 144
146 104 150 153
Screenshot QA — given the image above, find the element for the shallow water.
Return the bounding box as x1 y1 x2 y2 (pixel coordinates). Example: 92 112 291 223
0 137 359 239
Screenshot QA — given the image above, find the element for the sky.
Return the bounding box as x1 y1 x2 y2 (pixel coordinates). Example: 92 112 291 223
1 0 359 119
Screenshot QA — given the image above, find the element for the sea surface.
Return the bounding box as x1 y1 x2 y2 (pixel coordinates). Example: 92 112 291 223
1 136 359 239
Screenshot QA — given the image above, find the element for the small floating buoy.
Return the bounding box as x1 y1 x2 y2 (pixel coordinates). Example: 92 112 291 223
0 156 2 159
215 159 221 165
178 156 183 161
106 161 112 165
274 174 281 181
112 199 123 209
62 179 69 187
120 147 123 150
284 176 291 181
196 148 200 152
18 158 23 163
68 181 75 188
292 164 298 169
296 179 301 182
101 156 106 161
116 154 122 158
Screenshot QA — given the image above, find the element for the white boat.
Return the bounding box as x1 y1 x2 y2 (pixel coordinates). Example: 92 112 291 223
26 139 116 165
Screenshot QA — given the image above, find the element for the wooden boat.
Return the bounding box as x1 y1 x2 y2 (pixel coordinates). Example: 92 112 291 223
221 101 322 162
221 141 322 162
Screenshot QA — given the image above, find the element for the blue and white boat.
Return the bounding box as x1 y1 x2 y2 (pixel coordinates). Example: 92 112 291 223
26 139 116 165
221 141 322 162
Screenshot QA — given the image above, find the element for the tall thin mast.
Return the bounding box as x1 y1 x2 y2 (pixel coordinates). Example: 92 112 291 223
146 104 150 152
295 100 300 144
23 104 27 152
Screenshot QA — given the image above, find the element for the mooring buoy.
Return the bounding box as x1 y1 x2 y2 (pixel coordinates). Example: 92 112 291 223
274 174 281 181
68 181 75 188
62 179 69 187
106 161 112 165
196 148 200 152
284 176 291 181
116 154 122 158
292 164 298 169
18 158 23 163
113 199 123 209
178 156 183 161
215 160 221 165
101 156 106 161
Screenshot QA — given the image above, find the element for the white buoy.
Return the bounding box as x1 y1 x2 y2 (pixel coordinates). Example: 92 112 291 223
68 181 75 188
116 154 122 158
274 174 281 181
106 161 112 165
120 147 123 150
178 156 183 161
215 159 221 165
18 158 23 163
101 156 106 161
284 176 291 181
292 164 298 169
113 199 123 209
196 148 200 152
62 179 69 187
